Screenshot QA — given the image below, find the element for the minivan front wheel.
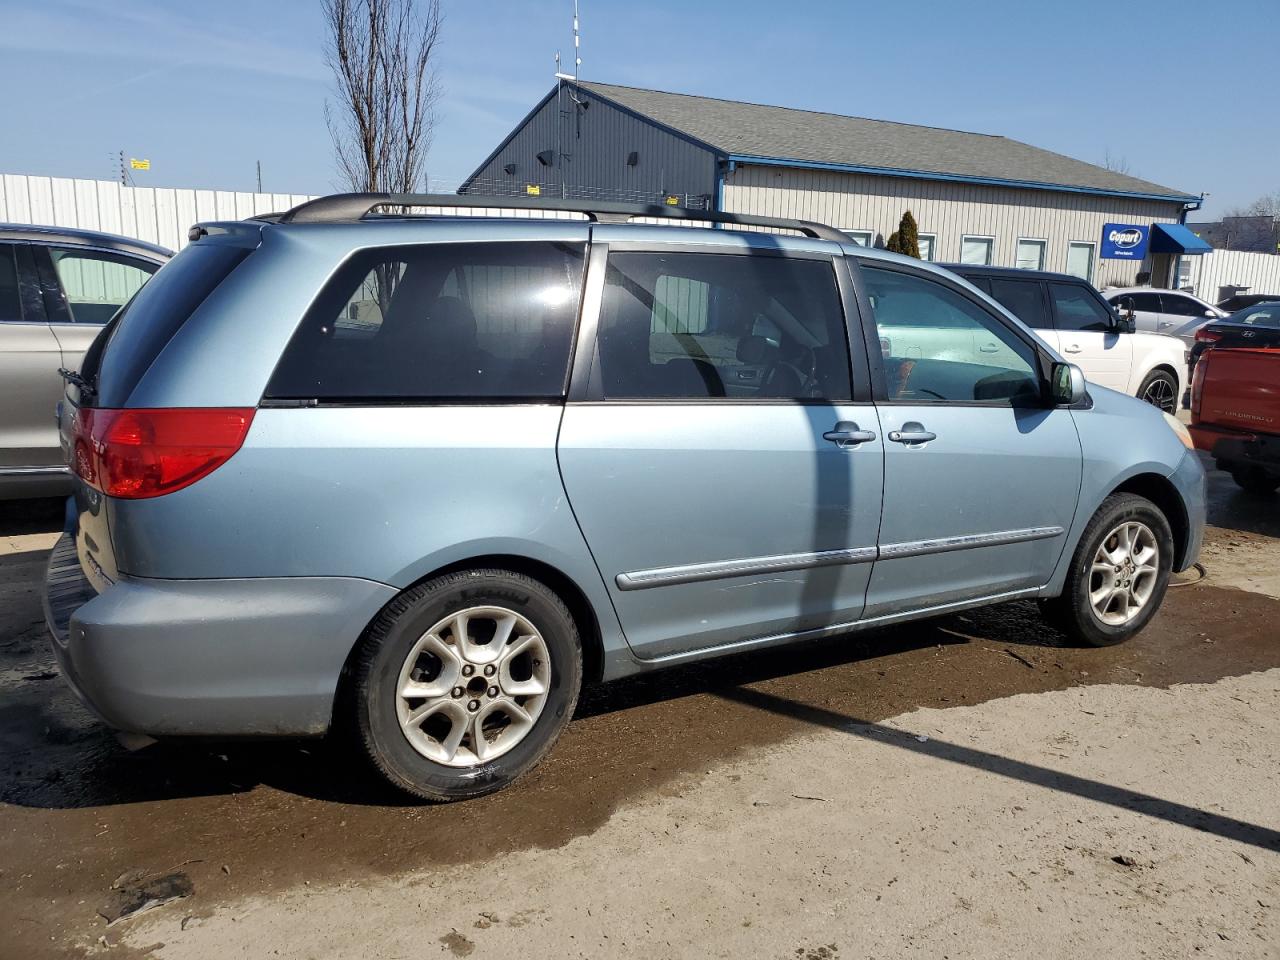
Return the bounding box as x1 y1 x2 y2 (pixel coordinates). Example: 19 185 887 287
352 569 582 801
1042 493 1173 647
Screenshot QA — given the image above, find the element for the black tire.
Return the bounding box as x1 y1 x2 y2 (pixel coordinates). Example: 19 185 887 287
1230 465 1280 496
1041 493 1174 647
351 568 582 802
1136 368 1178 413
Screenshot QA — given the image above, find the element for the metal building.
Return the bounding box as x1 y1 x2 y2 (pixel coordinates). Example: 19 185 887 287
460 81 1210 288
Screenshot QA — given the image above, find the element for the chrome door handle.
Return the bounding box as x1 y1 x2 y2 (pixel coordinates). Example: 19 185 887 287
888 422 936 445
823 421 877 448
1063 344 1082 354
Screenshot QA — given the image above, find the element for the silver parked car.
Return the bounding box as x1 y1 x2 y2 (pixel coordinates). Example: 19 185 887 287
0 225 169 498
46 195 1205 801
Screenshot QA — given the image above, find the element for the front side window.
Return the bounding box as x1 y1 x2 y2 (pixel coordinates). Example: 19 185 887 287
267 242 585 400
1160 293 1209 318
1050 281 1113 332
862 266 1040 405
594 252 851 401
1065 241 1095 282
1116 292 1162 312
987 278 1050 330
48 247 157 324
960 236 994 266
1015 238 1046 271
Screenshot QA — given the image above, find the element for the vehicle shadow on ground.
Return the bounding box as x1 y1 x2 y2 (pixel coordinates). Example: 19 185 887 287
0 497 64 536
1199 455 1280 539
717 685 1280 854
1 603 1068 812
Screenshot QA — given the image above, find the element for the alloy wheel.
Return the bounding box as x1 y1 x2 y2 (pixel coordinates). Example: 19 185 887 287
1088 521 1160 625
1141 377 1176 413
395 605 551 767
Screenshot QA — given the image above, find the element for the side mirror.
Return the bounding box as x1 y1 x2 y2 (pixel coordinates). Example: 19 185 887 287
1050 362 1086 405
1204 309 1216 319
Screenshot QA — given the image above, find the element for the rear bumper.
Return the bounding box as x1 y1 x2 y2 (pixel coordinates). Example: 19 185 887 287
44 532 397 736
1189 423 1280 475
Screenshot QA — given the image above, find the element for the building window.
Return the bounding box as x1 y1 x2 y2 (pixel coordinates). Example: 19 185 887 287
1065 241 1095 283
917 233 936 261
842 230 873 247
960 235 994 265
1015 238 1046 271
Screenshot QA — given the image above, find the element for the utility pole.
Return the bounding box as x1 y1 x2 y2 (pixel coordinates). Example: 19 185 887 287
256 160 263 193
119 150 126 186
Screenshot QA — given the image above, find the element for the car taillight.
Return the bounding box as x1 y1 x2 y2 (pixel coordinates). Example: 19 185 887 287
1195 327 1223 344
71 408 255 499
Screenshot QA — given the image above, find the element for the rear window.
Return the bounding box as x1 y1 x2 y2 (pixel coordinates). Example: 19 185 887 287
266 242 585 401
89 243 249 407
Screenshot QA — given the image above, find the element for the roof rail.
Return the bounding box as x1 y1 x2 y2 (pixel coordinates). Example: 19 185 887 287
275 192 850 243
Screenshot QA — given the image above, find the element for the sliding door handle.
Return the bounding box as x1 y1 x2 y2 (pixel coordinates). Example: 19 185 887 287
823 421 877 448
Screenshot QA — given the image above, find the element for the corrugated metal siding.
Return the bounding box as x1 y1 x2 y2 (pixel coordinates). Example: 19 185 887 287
1180 248 1280 303
462 87 717 205
722 164 1185 288
0 174 315 251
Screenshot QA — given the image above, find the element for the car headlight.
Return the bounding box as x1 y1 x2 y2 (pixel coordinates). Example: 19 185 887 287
1162 410 1194 449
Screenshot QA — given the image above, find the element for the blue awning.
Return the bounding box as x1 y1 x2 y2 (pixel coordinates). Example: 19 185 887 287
1150 222 1213 255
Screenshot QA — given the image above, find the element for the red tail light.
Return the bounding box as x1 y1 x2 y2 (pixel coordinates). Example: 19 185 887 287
72 408 255 499
1195 327 1223 344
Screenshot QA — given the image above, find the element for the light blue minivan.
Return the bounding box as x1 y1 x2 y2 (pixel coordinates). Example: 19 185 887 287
46 195 1205 800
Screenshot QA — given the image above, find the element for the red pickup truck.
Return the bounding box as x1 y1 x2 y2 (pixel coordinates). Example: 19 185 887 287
1190 347 1280 494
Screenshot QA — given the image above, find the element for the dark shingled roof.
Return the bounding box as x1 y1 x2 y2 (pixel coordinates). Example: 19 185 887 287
575 81 1195 201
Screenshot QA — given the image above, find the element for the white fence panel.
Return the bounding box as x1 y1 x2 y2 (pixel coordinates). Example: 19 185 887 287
0 173 317 251
1183 248 1280 302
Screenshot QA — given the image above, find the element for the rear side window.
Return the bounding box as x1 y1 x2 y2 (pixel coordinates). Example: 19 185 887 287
267 242 585 401
987 278 1049 329
91 243 248 407
593 252 851 401
1049 282 1112 332
48 247 157 324
0 243 21 322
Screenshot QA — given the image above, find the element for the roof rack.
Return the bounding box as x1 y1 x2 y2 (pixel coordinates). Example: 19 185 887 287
274 192 849 243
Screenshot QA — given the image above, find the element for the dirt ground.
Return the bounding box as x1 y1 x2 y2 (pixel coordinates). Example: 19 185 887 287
1 454 1277 959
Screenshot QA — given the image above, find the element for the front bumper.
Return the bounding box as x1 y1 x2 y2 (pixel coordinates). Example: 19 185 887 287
1170 448 1207 572
44 532 397 736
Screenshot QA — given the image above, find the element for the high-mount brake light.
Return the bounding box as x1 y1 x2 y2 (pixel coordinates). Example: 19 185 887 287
71 408 255 499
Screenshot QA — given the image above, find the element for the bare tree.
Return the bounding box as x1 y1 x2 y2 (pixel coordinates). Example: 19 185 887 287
323 0 443 194
1102 148 1132 176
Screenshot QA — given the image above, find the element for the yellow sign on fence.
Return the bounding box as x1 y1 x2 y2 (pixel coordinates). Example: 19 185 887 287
525 184 541 196
130 158 150 170
664 195 680 206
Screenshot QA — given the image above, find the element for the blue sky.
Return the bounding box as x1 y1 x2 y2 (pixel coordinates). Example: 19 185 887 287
0 0 1274 219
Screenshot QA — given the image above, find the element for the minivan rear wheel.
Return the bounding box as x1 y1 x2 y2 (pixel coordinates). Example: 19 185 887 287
352 568 582 801
1041 493 1173 647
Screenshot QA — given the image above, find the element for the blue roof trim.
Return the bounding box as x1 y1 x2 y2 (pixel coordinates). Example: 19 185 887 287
726 154 1201 205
